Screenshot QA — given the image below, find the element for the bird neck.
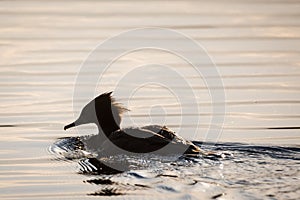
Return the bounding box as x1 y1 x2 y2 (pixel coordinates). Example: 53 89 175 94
95 104 121 137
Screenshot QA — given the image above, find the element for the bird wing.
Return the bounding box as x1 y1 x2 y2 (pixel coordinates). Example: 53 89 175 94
110 127 170 143
100 126 201 156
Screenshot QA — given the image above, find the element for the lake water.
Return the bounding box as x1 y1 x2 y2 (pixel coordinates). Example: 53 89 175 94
0 0 299 199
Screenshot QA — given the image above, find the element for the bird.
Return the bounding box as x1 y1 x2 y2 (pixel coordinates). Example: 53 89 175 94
64 92 202 157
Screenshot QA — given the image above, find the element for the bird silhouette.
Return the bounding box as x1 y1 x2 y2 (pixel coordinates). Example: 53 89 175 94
64 92 202 156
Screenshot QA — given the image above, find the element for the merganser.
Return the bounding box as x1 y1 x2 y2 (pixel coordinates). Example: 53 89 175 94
64 92 201 156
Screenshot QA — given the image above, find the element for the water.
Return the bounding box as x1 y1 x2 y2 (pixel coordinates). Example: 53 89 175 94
1 0 300 199
48 137 300 199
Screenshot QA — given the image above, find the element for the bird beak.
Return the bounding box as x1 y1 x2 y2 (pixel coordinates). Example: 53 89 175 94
64 122 76 130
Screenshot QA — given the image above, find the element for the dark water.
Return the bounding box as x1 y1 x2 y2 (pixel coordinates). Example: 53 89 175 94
49 136 300 199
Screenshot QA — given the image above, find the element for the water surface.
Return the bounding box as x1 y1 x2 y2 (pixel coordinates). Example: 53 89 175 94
0 0 299 199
